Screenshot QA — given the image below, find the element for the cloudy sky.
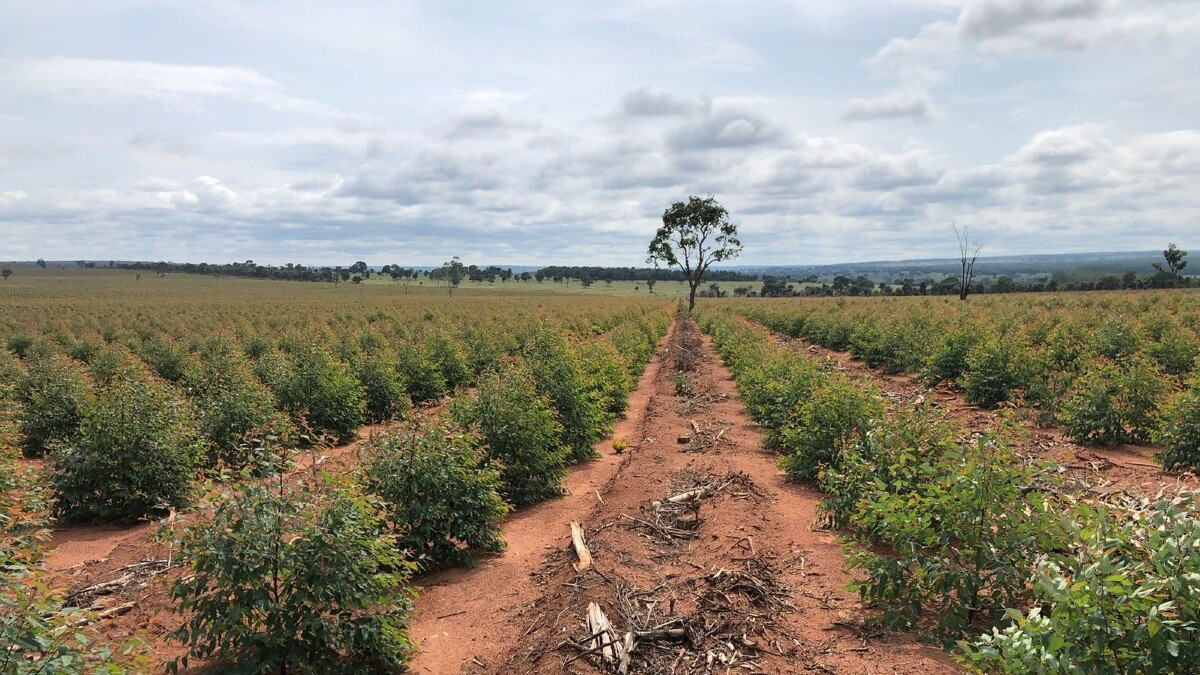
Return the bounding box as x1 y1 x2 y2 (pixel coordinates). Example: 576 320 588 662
1 0 1198 266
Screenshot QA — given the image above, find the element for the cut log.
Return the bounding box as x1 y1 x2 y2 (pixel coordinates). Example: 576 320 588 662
570 521 592 572
586 602 624 668
652 487 707 507
676 435 690 444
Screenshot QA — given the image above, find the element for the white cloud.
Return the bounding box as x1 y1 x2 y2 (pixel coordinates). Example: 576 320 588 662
0 57 343 117
0 3 1197 264
871 0 1200 77
843 90 935 121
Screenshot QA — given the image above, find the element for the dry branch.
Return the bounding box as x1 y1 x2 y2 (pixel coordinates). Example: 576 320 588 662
571 521 593 572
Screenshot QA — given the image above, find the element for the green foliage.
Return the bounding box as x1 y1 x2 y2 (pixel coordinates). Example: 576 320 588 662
17 352 93 457
350 351 410 423
847 436 1067 645
3 440 142 673
1145 324 1200 378
962 494 1200 674
521 325 607 463
924 324 982 383
50 364 203 523
170 467 416 674
960 338 1030 408
426 328 473 390
579 340 633 419
135 335 199 383
848 314 929 375
395 340 448 403
451 358 568 506
777 375 884 482
364 417 509 571
1088 316 1143 360
1156 374 1200 471
189 352 294 467
257 347 365 444
1058 358 1170 446
817 403 959 531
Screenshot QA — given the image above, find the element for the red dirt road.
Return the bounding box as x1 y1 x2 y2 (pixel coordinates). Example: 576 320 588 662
412 319 956 674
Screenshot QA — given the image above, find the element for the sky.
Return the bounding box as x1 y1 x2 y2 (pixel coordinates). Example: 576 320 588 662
1 0 1198 267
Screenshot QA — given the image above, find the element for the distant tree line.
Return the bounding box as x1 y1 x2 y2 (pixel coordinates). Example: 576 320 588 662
535 265 754 284
739 244 1191 298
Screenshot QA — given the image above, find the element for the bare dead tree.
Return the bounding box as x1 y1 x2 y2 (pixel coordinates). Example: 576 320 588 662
953 223 981 301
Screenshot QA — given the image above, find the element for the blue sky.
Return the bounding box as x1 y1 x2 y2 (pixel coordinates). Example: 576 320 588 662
1 0 1198 266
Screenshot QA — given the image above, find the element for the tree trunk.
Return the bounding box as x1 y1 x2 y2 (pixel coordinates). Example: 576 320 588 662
687 281 698 312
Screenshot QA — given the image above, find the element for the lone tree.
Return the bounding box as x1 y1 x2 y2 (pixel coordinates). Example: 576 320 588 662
647 195 742 312
1153 243 1188 286
953 223 981 301
432 257 466 297
1 268 11 281
36 258 47 269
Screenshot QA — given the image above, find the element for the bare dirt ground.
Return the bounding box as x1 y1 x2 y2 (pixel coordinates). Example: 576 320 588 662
772 335 1198 500
413 319 956 674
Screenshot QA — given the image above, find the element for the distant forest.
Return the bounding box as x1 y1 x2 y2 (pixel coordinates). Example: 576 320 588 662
3 248 1192 298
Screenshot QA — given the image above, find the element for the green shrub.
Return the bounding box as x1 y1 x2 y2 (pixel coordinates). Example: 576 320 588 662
452 358 568 506
351 351 411 423
6 334 35 359
1088 316 1143 360
521 325 607 463
962 494 1200 673
190 356 294 468
170 469 415 674
1156 374 1200 471
135 335 199 383
924 324 983 383
739 354 821 449
17 352 94 457
364 418 509 571
848 436 1067 645
817 403 959 531
50 364 203 523
86 344 130 385
1058 358 1170 446
578 339 633 419
395 341 447 403
259 347 366 444
960 338 1030 408
777 375 884 482
426 328 472 389
1146 325 1200 378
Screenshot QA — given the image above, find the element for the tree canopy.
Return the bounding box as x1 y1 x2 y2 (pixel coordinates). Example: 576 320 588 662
647 195 742 311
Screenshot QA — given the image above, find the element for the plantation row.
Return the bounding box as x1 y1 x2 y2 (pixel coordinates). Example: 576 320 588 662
729 291 1200 470
0 296 669 523
699 308 1200 673
1 296 671 672
700 307 1200 667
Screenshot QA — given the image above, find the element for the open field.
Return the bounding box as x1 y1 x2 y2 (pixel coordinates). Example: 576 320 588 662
3 273 1200 673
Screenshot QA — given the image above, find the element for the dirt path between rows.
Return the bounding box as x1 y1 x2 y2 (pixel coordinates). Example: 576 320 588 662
771 334 1197 499
415 318 956 674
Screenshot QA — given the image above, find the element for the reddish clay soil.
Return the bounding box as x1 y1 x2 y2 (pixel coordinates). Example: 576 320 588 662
412 320 956 674
773 335 1198 499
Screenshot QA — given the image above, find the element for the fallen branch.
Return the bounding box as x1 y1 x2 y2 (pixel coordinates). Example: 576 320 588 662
653 487 706 507
571 521 593 572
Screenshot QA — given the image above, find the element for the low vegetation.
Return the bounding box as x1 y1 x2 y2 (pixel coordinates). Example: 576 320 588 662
700 305 1200 671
